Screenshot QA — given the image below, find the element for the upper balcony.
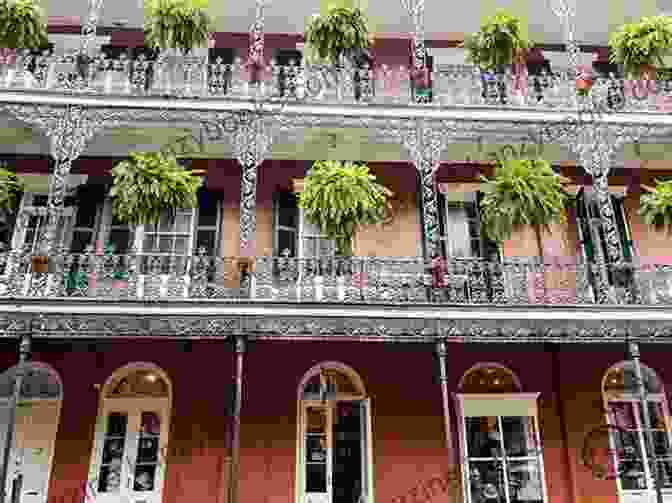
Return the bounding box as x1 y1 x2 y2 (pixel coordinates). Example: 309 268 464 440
3 51 672 116
3 251 672 306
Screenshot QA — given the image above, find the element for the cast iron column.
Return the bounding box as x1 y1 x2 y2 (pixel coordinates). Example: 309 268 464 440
229 335 246 503
0 334 31 503
435 340 455 463
628 341 664 503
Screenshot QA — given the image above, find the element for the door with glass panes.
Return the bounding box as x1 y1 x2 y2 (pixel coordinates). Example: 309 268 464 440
576 188 635 300
91 401 169 503
300 399 371 503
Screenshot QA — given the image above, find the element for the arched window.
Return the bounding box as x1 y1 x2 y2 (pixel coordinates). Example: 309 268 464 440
0 362 63 503
457 363 547 503
602 361 672 498
88 363 172 503
459 363 522 394
295 362 372 503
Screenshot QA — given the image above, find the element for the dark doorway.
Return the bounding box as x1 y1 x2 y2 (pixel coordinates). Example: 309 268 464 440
332 402 363 503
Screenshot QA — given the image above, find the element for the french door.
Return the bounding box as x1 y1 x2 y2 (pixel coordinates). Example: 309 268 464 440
299 399 372 503
90 400 170 503
0 399 61 503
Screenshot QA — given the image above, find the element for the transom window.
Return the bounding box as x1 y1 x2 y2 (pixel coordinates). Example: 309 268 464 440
460 363 522 394
602 362 672 497
458 365 547 503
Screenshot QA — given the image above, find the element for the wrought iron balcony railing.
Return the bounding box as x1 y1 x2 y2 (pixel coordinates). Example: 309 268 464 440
2 51 672 114
1 251 671 305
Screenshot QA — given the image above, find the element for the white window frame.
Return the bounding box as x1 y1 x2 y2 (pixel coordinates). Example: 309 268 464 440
602 362 672 502
11 193 77 253
455 392 548 503
87 363 172 503
298 210 335 259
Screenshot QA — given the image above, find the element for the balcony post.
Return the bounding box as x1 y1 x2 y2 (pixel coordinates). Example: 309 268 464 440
0 333 31 503
249 0 267 65
228 334 246 503
229 112 274 257
627 341 664 503
393 121 458 260
435 340 455 463
400 0 426 72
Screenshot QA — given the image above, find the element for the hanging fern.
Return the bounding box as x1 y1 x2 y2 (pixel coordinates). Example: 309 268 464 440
639 179 672 231
304 6 370 65
110 152 203 226
144 0 212 54
609 16 672 78
463 10 531 70
479 157 570 252
0 0 48 50
297 160 388 256
0 167 22 212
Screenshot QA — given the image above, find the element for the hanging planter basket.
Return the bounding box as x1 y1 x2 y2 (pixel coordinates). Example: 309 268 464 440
478 156 572 255
110 152 204 227
144 0 212 55
609 15 672 79
304 6 371 66
463 10 531 105
639 179 672 233
297 160 389 258
0 0 48 51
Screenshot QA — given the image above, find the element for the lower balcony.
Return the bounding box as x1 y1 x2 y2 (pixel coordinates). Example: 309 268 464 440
1 252 672 305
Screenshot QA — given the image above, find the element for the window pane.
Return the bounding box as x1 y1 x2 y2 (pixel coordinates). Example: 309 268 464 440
467 461 506 502
174 214 191 234
306 463 327 493
277 229 296 257
466 417 502 458
502 417 539 458
618 460 647 490
641 402 666 430
98 413 127 493
654 459 672 488
608 402 636 430
507 460 543 503
195 230 216 255
134 412 161 492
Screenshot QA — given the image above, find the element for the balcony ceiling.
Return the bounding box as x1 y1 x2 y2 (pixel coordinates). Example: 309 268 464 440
46 0 672 46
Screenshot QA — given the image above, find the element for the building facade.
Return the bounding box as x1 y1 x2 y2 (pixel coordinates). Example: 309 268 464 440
2 2 672 503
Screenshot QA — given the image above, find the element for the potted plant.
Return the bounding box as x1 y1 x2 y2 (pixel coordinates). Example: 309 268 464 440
639 179 672 232
0 0 48 84
479 156 572 303
609 15 672 79
144 0 212 93
304 5 371 100
110 152 203 227
0 0 47 51
479 156 570 257
463 10 532 104
298 160 388 299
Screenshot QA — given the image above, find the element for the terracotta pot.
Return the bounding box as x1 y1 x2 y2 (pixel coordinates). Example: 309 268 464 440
639 64 657 80
31 255 49 273
576 77 593 95
237 257 255 273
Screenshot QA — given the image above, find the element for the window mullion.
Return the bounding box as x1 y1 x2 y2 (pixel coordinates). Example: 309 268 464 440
497 416 513 503
634 402 654 492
